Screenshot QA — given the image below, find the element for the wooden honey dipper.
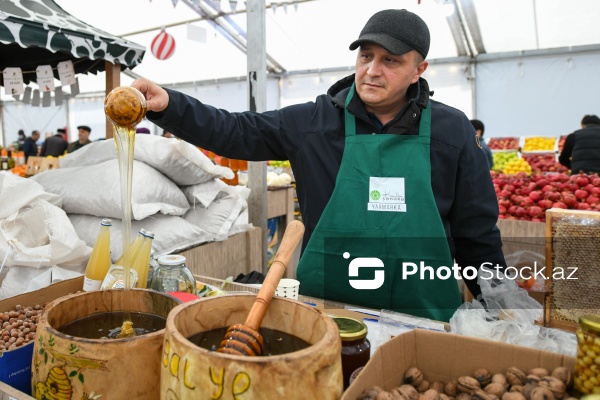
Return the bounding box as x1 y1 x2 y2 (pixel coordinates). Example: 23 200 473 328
218 220 305 356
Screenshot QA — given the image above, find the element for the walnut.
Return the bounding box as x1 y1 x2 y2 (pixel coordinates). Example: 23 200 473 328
522 383 537 400
359 386 385 400
474 368 493 387
419 389 440 400
527 368 549 378
525 375 541 385
506 367 527 387
472 389 494 400
509 386 524 393
492 374 509 390
390 391 404 400
439 394 451 400
445 380 459 397
457 376 481 394
376 391 394 400
416 381 431 393
538 377 566 400
430 382 445 394
530 387 554 400
405 367 424 387
456 394 471 400
502 393 526 400
485 382 506 398
394 384 419 400
550 367 573 388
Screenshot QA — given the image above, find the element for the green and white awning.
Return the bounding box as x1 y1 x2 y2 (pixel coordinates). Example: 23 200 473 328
0 0 145 85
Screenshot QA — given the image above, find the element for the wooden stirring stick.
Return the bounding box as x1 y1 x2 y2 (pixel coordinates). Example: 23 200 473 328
218 220 305 356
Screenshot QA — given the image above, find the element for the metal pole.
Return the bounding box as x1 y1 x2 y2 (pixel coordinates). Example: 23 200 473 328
246 0 268 274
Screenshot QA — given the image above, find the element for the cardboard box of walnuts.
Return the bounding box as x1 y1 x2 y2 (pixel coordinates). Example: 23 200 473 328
342 329 575 399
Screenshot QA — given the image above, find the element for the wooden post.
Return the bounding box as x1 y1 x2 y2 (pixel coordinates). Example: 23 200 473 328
105 61 121 139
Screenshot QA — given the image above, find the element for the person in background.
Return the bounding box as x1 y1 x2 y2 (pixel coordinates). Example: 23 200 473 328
16 129 26 151
40 129 68 157
58 127 68 142
66 125 92 153
559 114 600 175
131 9 506 321
136 127 151 134
470 119 493 169
23 130 40 161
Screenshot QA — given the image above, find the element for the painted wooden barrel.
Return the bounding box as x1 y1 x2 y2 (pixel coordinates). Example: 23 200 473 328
162 294 343 400
32 289 179 400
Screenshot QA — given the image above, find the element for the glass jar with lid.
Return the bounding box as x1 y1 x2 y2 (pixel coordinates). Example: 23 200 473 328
332 316 371 390
575 315 600 395
150 255 195 294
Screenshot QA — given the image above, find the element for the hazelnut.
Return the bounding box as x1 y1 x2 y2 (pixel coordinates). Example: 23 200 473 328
394 384 419 400
538 377 565 400
530 387 554 400
492 374 509 390
416 380 431 393
474 368 493 387
527 368 549 378
455 394 471 400
550 367 572 388
420 389 440 400
444 380 458 397
405 368 424 387
485 383 506 398
457 376 481 394
502 393 526 400
506 367 527 387
430 382 445 394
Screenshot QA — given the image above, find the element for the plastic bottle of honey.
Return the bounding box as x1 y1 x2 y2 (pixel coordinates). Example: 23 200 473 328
130 230 154 288
83 219 112 292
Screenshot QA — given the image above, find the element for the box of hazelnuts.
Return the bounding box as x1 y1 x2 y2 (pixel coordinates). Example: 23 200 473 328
342 329 575 400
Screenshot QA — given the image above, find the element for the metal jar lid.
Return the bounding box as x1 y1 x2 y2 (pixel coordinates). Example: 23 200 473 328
332 316 368 341
157 255 186 266
579 315 600 333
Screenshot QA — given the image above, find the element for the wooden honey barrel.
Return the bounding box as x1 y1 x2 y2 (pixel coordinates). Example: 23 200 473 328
32 289 180 399
162 294 343 399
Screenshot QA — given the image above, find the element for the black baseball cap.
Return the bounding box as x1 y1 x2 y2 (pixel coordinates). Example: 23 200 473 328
349 9 430 59
77 125 91 133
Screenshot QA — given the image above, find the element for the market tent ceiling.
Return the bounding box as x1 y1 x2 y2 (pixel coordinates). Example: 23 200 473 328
3 0 600 94
0 0 145 86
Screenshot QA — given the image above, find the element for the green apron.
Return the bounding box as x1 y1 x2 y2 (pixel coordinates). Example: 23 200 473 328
296 84 462 322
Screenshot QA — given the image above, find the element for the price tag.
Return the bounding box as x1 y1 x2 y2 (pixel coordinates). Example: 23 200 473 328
57 60 76 86
36 65 55 92
2 67 24 96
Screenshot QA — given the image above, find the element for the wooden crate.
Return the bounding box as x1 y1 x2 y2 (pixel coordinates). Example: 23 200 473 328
176 227 261 280
544 209 600 332
496 219 546 255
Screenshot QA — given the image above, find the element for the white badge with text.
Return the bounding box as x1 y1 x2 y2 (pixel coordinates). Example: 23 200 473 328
368 177 406 212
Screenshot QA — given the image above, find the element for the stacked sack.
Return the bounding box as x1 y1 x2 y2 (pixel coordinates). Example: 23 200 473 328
32 135 253 264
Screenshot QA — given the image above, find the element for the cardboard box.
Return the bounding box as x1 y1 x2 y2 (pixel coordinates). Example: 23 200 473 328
342 329 575 400
0 277 83 398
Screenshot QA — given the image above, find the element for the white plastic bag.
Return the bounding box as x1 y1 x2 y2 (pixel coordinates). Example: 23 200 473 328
449 268 576 356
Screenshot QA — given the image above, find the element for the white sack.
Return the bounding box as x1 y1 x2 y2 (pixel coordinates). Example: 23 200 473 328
59 135 233 185
69 213 214 262
0 172 61 219
181 178 229 208
32 159 189 220
0 266 52 300
184 185 251 241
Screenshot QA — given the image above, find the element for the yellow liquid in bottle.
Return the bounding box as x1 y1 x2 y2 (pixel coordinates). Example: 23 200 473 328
115 229 146 268
83 219 112 291
131 232 154 288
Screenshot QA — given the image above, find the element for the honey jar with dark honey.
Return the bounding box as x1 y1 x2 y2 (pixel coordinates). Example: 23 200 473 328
332 316 371 390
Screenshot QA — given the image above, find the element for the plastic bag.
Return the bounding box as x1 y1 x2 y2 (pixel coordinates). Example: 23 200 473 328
449 267 576 356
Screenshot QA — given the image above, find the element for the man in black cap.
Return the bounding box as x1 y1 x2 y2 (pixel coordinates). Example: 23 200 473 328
130 9 505 321
66 125 93 153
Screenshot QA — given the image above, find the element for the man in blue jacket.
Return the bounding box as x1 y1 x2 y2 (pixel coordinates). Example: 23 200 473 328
132 9 505 321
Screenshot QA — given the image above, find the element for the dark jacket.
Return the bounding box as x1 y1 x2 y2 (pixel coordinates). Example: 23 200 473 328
23 137 38 161
40 134 68 157
147 75 506 299
559 124 600 174
66 139 91 153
